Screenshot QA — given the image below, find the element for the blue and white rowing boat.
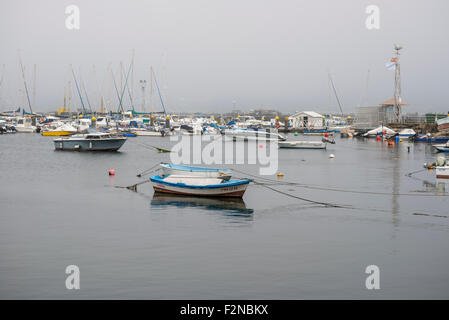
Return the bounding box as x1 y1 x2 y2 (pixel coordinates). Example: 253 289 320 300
432 141 449 152
150 175 251 198
160 163 232 180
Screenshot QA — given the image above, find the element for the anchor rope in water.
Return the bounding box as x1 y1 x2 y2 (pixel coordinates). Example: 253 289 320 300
115 163 162 191
128 139 172 153
136 162 161 177
405 168 428 177
251 180 349 208
231 168 449 197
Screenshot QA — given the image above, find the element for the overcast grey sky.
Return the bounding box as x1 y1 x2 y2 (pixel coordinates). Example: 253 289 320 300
0 0 448 114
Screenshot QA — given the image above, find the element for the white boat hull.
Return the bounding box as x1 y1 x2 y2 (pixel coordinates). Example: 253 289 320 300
15 126 36 133
436 166 449 179
224 129 286 141
279 141 326 149
134 131 162 136
432 144 449 152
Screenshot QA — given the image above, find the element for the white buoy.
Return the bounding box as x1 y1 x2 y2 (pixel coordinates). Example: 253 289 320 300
329 154 335 158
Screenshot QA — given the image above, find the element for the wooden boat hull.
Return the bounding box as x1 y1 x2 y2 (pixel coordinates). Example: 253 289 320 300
150 175 250 198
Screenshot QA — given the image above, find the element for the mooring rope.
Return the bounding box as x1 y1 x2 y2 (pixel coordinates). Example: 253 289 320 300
252 180 350 208
136 162 161 177
405 168 428 177
231 168 448 197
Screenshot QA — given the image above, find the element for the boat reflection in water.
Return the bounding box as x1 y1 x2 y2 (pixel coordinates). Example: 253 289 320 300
151 194 254 218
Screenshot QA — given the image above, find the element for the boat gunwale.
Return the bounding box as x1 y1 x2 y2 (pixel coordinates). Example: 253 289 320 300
160 163 231 173
150 175 250 189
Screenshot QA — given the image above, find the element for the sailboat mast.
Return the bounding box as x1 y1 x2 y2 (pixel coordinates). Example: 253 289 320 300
328 72 344 115
0 64 5 107
63 86 67 111
32 64 36 108
151 68 167 115
71 66 86 114
131 49 135 108
80 70 93 112
18 55 33 113
150 66 153 112
117 62 133 114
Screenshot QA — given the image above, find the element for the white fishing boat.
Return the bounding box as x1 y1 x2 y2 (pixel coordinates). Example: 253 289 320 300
132 128 164 136
278 140 327 149
41 123 77 136
224 128 286 141
150 175 251 197
160 163 232 180
398 128 416 138
14 117 37 133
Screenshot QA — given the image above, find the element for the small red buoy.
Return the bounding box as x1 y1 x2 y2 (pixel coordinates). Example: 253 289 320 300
259 144 263 148
324 133 329 137
109 169 115 176
376 136 381 141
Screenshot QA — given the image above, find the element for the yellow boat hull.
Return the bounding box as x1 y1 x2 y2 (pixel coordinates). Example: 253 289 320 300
42 131 73 136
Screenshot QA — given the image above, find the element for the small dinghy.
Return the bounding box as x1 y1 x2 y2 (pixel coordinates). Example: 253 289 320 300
150 175 251 198
432 141 449 153
278 140 327 149
278 138 334 149
413 135 449 143
160 163 232 180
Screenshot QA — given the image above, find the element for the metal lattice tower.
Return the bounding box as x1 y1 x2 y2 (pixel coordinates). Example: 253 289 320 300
393 44 403 123
140 80 147 113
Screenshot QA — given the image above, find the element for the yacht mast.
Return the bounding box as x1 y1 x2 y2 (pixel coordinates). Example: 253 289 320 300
18 55 33 113
32 64 36 107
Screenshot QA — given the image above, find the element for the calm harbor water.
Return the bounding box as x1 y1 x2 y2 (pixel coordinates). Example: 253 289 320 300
1 133 448 299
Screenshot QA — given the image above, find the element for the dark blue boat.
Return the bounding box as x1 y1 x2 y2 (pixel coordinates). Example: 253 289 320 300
414 135 449 143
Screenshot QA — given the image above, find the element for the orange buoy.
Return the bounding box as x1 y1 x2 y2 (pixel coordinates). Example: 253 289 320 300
109 169 115 176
